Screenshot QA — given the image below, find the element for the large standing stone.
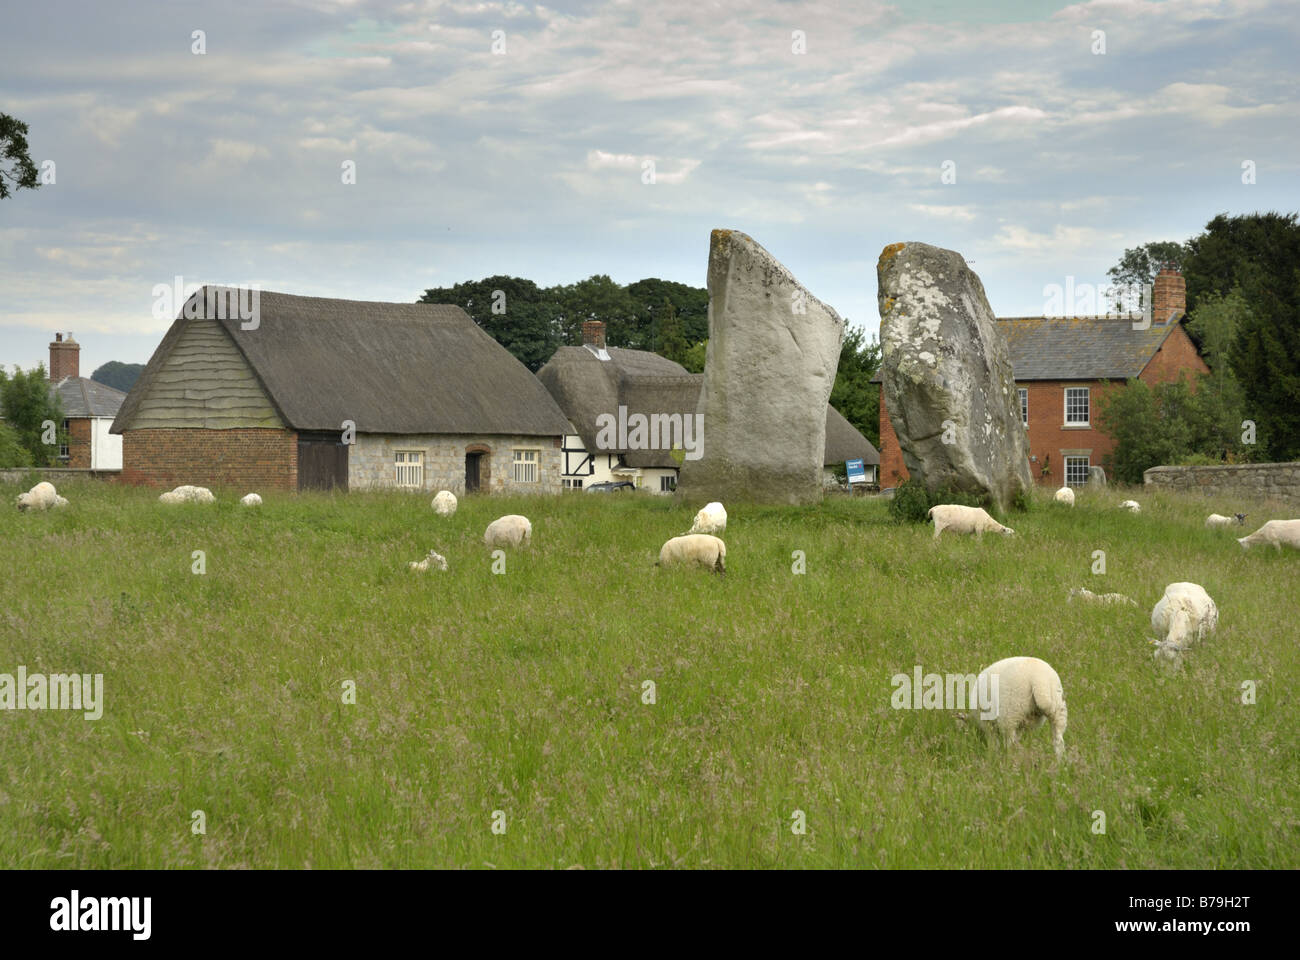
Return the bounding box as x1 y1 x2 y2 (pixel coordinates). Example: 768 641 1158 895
677 230 845 505
877 241 1032 513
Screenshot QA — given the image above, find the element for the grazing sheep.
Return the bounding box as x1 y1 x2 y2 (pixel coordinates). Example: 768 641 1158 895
52 495 69 508
240 493 262 507
657 534 726 574
1236 519 1300 551
408 549 448 572
967 656 1067 759
1054 486 1075 507
1150 637 1189 669
432 490 458 516
1151 582 1218 649
1068 586 1137 607
927 504 1015 540
1119 500 1140 513
686 501 727 536
1206 512 1247 529
159 485 216 505
484 514 532 548
15 481 59 511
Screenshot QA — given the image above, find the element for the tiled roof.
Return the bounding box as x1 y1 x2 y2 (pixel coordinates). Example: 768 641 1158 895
51 377 128 418
870 317 1182 383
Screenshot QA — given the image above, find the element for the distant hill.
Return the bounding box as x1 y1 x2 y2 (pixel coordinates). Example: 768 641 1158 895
90 361 145 393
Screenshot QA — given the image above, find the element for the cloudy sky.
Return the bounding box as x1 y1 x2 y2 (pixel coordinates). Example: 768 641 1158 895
1 0 1295 375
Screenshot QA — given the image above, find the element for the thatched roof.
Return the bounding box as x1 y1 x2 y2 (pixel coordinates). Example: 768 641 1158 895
537 345 878 469
114 286 570 436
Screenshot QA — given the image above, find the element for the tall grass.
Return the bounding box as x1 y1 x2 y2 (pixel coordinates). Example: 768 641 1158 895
0 480 1296 868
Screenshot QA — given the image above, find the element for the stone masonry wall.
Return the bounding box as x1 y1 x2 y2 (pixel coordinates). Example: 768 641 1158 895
1144 462 1300 505
349 434 562 495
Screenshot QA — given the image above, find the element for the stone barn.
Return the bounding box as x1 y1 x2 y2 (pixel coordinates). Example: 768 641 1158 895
112 287 570 493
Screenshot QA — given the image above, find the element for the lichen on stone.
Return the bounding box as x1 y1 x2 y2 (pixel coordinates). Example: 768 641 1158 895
879 242 905 265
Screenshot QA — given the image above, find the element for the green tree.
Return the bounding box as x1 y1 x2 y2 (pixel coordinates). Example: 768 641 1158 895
657 298 688 365
681 340 707 374
420 276 562 372
0 421 33 468
0 113 40 201
1095 378 1189 483
1185 289 1252 373
90 361 146 393
829 326 882 447
552 275 639 348
626 278 709 348
0 365 65 465
1106 240 1188 313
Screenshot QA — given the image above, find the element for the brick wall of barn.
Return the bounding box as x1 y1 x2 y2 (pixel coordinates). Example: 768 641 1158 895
348 434 563 494
119 428 298 489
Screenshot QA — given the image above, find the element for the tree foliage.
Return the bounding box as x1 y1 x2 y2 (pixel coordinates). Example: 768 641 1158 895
90 361 146 393
0 365 65 466
1105 240 1188 313
829 326 882 447
0 421 33 468
0 113 40 201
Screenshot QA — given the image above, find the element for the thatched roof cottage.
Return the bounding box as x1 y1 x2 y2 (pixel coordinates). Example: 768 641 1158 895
537 321 878 492
112 287 571 492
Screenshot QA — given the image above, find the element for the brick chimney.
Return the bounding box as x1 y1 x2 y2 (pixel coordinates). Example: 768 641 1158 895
1151 268 1186 325
48 332 80 381
581 320 606 350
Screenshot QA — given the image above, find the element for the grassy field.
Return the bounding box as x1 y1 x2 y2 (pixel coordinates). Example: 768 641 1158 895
1 477 1296 869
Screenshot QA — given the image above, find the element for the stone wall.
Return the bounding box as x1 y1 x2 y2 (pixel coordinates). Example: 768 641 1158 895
349 433 562 495
1144 462 1300 504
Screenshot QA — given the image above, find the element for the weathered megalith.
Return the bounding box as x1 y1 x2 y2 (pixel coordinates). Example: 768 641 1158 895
1087 465 1107 487
676 230 845 505
877 241 1032 513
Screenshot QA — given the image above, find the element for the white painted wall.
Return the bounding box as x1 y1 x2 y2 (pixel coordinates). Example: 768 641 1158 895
91 418 122 469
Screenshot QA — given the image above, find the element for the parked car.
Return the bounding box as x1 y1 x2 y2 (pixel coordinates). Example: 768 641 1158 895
585 481 636 493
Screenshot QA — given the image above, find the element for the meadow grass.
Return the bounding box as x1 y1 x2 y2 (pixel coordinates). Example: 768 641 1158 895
1 478 1296 868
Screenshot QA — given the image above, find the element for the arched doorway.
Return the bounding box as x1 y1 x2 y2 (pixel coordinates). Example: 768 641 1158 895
465 444 491 493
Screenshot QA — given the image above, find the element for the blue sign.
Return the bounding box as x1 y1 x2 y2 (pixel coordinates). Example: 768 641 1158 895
846 458 866 484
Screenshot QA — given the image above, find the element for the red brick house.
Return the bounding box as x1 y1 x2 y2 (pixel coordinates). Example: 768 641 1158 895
46 333 127 470
875 268 1209 489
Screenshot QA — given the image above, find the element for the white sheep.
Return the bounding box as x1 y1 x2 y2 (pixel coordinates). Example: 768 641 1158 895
240 493 262 507
1068 586 1137 607
1119 499 1140 513
15 481 59 511
966 656 1067 759
408 549 448 572
1151 582 1218 649
484 514 532 548
927 504 1015 540
1054 486 1075 507
1150 637 1189 669
686 501 726 535
159 485 216 505
432 490 458 516
657 534 726 574
1205 512 1247 529
1236 519 1300 552
53 495 69 508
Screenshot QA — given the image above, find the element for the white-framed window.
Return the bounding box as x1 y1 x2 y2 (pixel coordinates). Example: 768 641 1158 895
660 475 677 493
59 418 70 459
1065 456 1090 487
512 449 539 483
394 450 424 487
562 477 583 490
1064 387 1090 425
1018 388 1028 427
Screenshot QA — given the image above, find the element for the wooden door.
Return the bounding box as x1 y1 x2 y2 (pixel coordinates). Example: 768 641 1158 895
465 452 481 493
298 434 348 492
